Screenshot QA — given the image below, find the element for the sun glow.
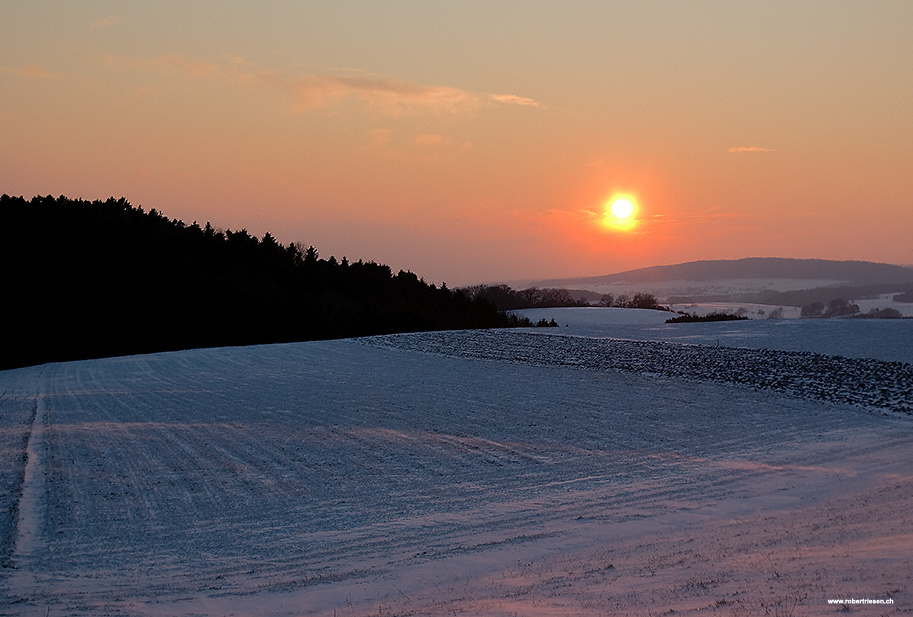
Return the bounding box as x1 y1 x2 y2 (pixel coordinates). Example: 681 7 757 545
600 195 639 231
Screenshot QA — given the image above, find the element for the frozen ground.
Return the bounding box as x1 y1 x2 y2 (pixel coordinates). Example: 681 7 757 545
515 307 913 364
1 321 912 616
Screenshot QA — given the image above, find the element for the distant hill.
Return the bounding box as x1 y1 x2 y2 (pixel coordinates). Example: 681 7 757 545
533 258 913 288
525 258 913 307
0 194 507 370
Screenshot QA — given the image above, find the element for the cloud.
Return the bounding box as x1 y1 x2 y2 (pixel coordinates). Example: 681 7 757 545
89 15 123 29
298 74 478 115
241 69 541 117
488 94 543 107
119 53 542 118
0 64 62 79
728 146 775 153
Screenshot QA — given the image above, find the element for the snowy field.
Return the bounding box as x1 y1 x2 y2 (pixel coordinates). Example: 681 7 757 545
515 307 913 364
2 319 912 616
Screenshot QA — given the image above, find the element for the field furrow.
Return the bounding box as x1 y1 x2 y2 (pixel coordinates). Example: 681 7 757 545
0 332 910 616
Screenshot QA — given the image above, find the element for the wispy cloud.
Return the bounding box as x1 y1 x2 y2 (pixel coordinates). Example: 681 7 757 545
293 74 479 115
0 64 63 79
89 15 123 29
244 71 541 116
117 54 542 118
488 94 542 107
729 146 775 153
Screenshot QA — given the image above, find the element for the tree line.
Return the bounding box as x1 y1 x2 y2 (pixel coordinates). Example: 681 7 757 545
666 312 749 323
801 298 905 319
1 194 509 370
459 284 665 311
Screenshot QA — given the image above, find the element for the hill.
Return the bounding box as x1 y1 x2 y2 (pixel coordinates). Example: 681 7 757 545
526 257 913 306
0 194 506 370
533 257 913 287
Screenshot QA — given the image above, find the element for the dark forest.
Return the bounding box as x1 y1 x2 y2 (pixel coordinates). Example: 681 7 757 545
1 194 507 370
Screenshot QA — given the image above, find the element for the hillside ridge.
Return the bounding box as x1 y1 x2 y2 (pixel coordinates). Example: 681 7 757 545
530 257 913 288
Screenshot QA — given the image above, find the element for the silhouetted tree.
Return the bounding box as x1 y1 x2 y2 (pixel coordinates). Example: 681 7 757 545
628 293 660 309
802 298 861 318
666 312 749 323
801 301 825 317
853 307 903 319
460 284 589 310
0 194 509 370
822 298 859 318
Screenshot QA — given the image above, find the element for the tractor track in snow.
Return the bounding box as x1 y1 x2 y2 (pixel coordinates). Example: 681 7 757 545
0 398 37 572
11 393 45 564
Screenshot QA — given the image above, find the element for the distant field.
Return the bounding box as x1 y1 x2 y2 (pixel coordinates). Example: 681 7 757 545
515 306 913 363
1 325 911 615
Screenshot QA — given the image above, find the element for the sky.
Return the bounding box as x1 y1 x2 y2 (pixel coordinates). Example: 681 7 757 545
2 2 912 286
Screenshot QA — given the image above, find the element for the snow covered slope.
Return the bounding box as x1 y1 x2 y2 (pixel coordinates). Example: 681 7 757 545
1 326 911 616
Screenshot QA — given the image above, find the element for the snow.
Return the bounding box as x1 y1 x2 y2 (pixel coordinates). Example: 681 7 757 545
515 307 913 364
1 321 912 616
514 307 676 326
855 293 913 317
666 302 804 319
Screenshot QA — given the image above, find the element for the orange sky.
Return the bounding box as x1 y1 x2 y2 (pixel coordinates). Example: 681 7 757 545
2 2 912 285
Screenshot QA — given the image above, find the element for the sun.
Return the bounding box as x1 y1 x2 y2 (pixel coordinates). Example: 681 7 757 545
611 198 634 220
600 195 639 231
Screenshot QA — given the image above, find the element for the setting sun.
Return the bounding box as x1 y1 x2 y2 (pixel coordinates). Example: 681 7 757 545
611 198 634 220
600 195 639 232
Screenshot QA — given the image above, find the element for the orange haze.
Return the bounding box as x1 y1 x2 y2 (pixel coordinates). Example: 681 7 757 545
2 3 912 285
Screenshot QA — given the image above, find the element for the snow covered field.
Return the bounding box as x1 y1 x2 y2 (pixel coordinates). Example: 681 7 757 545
2 320 912 616
515 307 913 364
